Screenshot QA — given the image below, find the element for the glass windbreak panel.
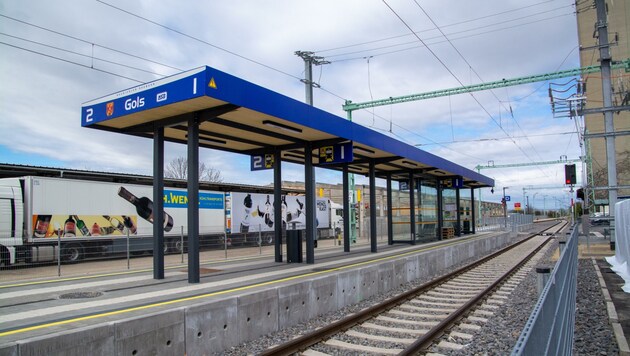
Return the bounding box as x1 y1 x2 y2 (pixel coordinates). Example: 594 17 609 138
442 189 457 230
417 183 438 241
459 189 473 233
391 190 411 240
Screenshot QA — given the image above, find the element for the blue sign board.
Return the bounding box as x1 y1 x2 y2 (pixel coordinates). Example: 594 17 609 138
250 153 275 171
163 190 224 209
82 67 208 127
505 196 511 202
399 180 409 191
317 142 353 165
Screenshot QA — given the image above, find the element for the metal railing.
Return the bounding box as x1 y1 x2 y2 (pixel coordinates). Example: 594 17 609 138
511 223 578 356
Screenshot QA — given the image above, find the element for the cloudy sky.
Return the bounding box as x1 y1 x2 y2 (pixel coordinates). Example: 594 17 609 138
0 0 585 210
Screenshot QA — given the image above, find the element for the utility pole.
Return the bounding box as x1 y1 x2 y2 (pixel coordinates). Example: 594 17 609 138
295 51 330 263
594 0 618 226
295 51 329 106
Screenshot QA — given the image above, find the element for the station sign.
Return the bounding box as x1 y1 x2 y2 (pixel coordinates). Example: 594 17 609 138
317 142 353 165
399 180 409 191
505 196 511 202
441 177 463 188
250 153 274 171
82 67 208 126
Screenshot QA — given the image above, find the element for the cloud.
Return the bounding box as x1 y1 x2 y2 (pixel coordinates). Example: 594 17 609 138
0 0 581 203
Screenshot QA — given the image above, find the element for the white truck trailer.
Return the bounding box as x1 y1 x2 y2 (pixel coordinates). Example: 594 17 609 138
0 176 343 266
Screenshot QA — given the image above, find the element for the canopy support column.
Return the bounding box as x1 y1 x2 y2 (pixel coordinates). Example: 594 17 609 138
437 179 443 240
409 172 416 245
187 115 200 283
152 126 165 280
274 148 283 262
456 187 461 237
386 174 393 245
343 165 350 252
369 160 377 253
305 142 315 264
471 188 476 234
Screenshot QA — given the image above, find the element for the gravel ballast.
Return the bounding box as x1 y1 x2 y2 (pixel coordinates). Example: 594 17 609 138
217 238 620 355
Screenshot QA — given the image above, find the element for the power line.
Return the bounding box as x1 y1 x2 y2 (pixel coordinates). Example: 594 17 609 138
0 41 144 83
0 32 168 77
96 0 302 82
410 1 550 170
0 14 182 73
315 0 562 54
322 6 572 61
381 0 546 169
329 13 573 63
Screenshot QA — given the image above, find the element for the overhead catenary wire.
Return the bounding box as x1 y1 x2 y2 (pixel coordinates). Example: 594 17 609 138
321 6 573 62
314 0 564 54
0 41 144 83
411 0 550 171
0 14 182 73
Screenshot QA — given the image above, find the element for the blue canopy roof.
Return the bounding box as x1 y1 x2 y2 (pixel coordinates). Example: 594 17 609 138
82 66 494 188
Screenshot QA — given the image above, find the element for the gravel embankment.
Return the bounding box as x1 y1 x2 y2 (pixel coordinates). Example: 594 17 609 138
218 239 619 355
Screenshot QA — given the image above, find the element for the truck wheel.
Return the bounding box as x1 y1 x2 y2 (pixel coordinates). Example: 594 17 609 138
171 239 184 254
61 244 84 263
0 247 8 266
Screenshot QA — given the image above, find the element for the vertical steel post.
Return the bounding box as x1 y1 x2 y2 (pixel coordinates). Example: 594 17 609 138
386 173 393 245
471 188 476 234
437 179 443 240
153 126 165 279
417 178 422 237
187 115 200 283
456 187 461 237
127 228 130 270
369 160 377 252
409 172 416 244
273 148 283 262
595 0 618 230
343 165 350 252
57 231 61 277
305 141 315 264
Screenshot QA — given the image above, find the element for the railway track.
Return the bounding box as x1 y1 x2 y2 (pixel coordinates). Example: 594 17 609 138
261 221 565 356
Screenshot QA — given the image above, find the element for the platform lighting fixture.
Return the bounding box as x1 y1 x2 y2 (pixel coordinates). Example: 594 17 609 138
262 120 302 134
284 153 304 160
353 146 375 154
186 134 227 145
402 160 418 167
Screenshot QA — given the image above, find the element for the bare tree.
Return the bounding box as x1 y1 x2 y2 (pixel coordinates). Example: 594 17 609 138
165 157 223 183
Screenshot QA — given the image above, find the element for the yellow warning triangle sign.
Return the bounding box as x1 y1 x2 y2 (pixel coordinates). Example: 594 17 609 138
208 77 217 89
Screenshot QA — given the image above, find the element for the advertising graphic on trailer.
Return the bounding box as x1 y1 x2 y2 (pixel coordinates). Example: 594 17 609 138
230 192 330 233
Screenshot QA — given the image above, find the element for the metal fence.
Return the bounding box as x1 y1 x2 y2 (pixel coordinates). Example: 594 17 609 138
511 223 578 356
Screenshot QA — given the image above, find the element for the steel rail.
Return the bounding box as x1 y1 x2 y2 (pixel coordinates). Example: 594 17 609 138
260 220 565 356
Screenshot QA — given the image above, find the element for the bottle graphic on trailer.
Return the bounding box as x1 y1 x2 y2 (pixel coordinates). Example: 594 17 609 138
73 215 91 236
117 187 174 232
103 215 125 234
122 215 137 235
64 215 76 237
33 215 51 238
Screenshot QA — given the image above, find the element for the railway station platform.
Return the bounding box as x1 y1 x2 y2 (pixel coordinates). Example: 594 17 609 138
0 228 537 355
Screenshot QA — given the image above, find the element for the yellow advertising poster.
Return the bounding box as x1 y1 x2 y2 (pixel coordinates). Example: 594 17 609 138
32 215 138 238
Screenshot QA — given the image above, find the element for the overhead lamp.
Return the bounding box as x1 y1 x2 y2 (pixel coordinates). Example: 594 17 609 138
354 146 375 154
262 120 302 134
284 153 304 160
433 170 446 175
186 134 227 145
199 136 227 145
402 160 418 167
